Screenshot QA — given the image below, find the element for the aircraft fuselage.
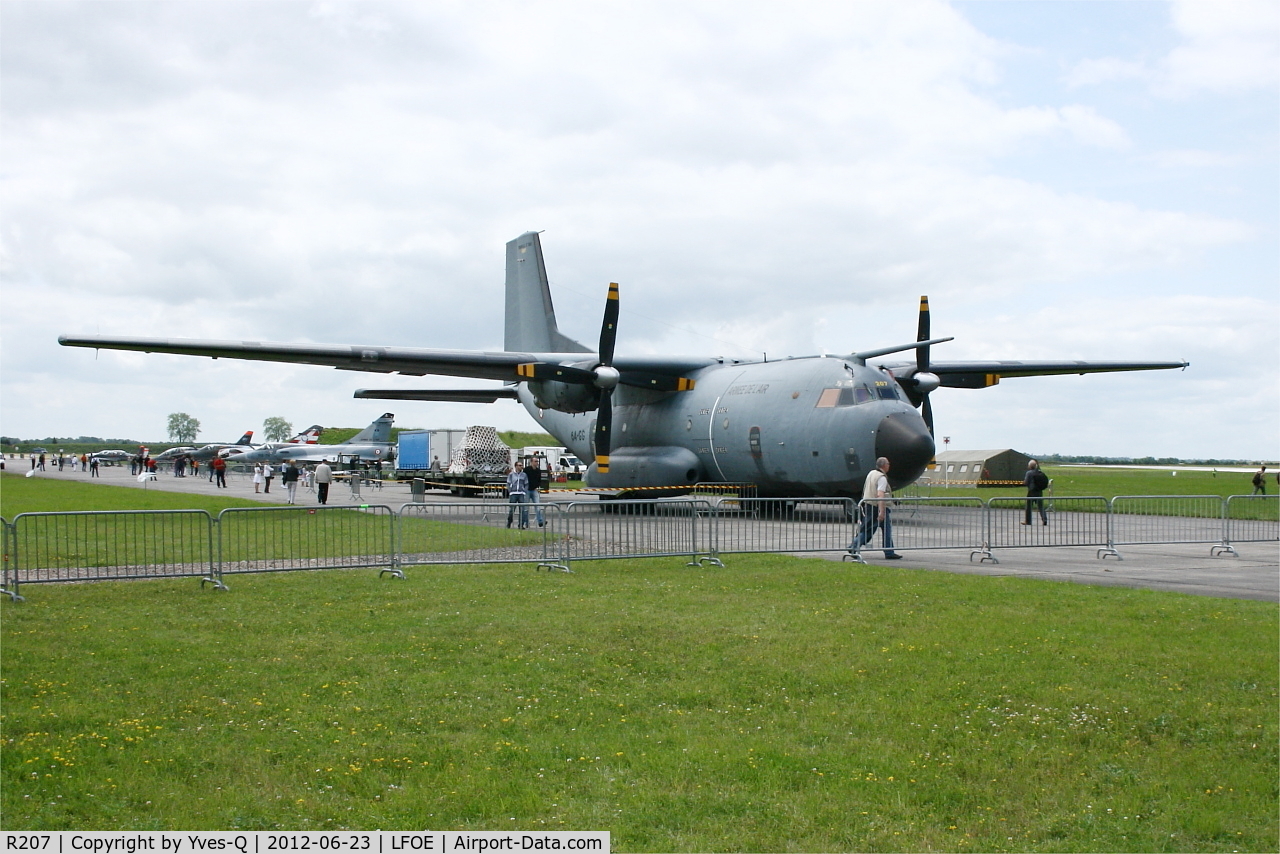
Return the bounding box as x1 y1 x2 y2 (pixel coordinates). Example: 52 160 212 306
523 354 934 496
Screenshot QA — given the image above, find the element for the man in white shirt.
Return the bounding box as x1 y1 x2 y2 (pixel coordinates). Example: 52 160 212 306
314 460 333 505
849 456 902 560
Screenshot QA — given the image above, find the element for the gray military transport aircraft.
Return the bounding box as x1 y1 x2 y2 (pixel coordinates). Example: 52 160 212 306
60 232 1187 497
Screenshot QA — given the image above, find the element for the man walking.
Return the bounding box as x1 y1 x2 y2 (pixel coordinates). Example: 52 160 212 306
315 460 332 505
282 461 301 504
1023 459 1050 525
849 457 902 560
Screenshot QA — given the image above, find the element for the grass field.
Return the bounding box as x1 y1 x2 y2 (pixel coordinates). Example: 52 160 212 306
2 560 1276 850
920 465 1268 501
1 469 1277 849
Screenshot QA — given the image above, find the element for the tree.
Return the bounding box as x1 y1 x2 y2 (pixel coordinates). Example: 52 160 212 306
167 413 200 444
262 416 293 443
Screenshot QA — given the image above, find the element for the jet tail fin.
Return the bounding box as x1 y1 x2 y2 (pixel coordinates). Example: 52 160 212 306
350 413 395 444
504 232 590 354
235 431 254 446
290 425 324 444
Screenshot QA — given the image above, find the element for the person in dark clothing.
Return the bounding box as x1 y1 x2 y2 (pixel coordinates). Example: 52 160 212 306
282 461 301 504
525 458 546 527
1023 459 1049 525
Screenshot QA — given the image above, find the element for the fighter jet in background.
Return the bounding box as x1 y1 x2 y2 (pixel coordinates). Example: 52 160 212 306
229 414 395 465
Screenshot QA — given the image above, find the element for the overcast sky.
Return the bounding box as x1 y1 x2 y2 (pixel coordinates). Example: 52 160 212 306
3 0 1277 460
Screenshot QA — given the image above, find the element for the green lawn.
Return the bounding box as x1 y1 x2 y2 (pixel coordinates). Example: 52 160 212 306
2 560 1275 850
922 465 1266 500
2 469 1277 848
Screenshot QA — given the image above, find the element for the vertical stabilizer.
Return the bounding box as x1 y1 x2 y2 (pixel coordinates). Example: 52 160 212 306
351 413 395 444
504 232 590 354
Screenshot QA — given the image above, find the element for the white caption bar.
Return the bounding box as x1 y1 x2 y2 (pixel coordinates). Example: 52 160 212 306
2 833 609 854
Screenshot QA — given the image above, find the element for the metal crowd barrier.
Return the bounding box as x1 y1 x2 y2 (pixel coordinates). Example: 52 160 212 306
5 510 219 598
1 494 1276 599
1109 496 1229 555
217 505 399 578
1 515 16 601
712 498 853 560
397 501 561 570
983 497 1112 560
554 499 711 571
845 497 990 563
1224 495 1280 554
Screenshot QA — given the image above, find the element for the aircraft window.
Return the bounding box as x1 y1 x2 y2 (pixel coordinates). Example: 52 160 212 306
854 387 874 404
816 388 841 408
875 384 898 400
817 388 859 407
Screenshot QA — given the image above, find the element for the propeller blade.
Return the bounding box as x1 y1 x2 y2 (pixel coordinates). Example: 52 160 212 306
594 389 613 473
618 371 697 392
921 395 934 437
916 295 930 373
599 282 620 366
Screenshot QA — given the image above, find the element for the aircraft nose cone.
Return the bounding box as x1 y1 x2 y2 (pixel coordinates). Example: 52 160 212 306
875 411 935 489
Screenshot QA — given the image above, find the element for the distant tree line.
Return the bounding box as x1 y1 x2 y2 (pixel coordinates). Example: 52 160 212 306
1036 454 1271 466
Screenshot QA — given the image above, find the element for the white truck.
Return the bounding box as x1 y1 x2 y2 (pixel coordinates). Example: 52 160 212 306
520 446 586 480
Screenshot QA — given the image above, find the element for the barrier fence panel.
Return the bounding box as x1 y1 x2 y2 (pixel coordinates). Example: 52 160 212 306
8 510 218 593
1225 495 1279 547
397 502 557 568
556 500 709 570
1109 496 1227 551
711 498 853 559
848 497 988 561
985 497 1112 557
2 517 18 601
217 505 396 576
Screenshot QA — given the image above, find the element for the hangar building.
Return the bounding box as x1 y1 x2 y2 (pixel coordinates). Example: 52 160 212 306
925 449 1033 487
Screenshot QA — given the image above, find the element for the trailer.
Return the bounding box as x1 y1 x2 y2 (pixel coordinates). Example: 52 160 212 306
398 426 512 496
395 429 466 476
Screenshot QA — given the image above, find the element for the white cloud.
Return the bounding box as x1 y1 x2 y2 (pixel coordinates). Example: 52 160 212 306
2 0 1275 459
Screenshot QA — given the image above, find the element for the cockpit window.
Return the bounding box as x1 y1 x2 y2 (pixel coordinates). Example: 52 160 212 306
874 382 898 400
816 388 841 408
817 386 871 407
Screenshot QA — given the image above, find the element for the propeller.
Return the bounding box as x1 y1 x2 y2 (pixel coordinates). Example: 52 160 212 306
594 283 621 473
516 283 695 474
906 295 941 435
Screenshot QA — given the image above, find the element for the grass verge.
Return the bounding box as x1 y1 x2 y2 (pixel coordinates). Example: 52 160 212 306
2 556 1276 851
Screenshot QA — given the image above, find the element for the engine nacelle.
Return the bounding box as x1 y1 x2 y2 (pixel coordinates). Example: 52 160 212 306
527 380 600 414
585 446 704 489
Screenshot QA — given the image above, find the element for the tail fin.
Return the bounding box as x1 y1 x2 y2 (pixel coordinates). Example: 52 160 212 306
504 232 590 354
235 431 254 446
290 425 324 444
350 413 394 444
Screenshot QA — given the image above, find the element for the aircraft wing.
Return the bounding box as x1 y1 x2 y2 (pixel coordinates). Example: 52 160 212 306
354 388 520 403
58 336 574 381
58 335 719 383
881 359 1189 389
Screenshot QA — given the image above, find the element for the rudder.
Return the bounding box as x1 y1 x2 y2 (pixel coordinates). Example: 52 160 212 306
504 232 590 354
